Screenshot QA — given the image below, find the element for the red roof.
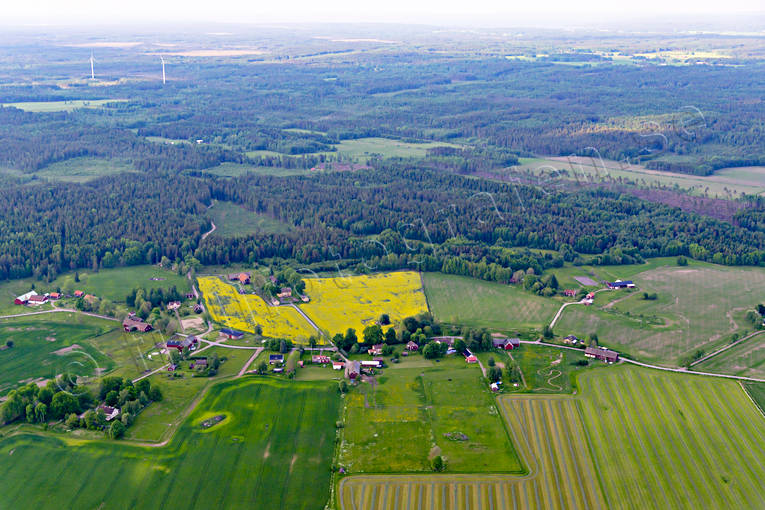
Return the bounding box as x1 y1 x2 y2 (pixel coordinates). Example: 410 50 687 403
466 355 478 363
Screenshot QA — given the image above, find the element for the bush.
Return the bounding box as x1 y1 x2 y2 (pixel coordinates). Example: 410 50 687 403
108 420 125 439
431 455 445 472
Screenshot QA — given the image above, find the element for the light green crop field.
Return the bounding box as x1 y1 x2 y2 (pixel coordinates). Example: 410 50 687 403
339 365 765 510
508 156 765 197
50 265 190 303
554 261 765 366
0 378 340 510
339 356 523 474
33 157 137 182
0 313 118 395
207 200 292 237
2 99 127 112
124 375 210 442
694 331 765 379
423 272 559 332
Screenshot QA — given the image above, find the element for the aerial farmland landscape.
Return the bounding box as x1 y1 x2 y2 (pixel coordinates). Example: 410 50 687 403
0 1 763 509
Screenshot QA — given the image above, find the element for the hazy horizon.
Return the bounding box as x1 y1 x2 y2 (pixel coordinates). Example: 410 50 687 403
2 1 764 31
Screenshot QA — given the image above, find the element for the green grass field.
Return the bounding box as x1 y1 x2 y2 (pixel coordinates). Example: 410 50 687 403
0 378 340 510
33 157 137 182
1 99 127 112
207 200 292 237
50 265 190 303
0 313 118 394
423 273 559 332
554 261 765 366
339 356 523 474
199 162 309 177
339 365 765 510
695 332 765 379
327 137 462 160
744 382 765 413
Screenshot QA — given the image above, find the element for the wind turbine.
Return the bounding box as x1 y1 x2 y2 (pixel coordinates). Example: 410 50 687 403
160 55 166 85
89 52 95 80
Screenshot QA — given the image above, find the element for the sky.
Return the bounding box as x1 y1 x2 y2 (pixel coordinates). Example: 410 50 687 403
4 0 763 26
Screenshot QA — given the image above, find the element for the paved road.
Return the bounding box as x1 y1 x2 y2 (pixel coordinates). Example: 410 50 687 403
620 356 765 383
525 340 765 383
548 301 583 330
690 330 765 367
549 288 611 330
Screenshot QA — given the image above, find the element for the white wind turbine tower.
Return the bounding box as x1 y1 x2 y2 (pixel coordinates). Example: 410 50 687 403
89 52 96 80
160 55 166 85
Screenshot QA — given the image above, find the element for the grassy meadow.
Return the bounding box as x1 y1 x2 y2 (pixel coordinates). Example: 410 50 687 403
339 365 765 510
49 265 190 303
0 378 340 510
0 313 118 394
423 273 559 332
302 271 428 338
508 156 765 198
554 260 765 366
207 200 292 237
339 356 522 474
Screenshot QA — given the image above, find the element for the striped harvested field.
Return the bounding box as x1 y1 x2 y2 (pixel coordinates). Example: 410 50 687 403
338 365 765 510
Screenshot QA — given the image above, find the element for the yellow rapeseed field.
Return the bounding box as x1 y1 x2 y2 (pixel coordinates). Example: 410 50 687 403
301 271 428 339
198 276 318 342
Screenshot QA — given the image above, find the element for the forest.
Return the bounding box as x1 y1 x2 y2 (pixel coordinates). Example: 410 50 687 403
0 30 763 282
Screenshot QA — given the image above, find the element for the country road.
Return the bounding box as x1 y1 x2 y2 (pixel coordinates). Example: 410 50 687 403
201 220 216 240
0 307 119 322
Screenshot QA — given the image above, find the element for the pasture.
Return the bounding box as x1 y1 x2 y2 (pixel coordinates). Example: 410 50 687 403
554 261 765 366
339 357 522 474
198 276 317 341
33 157 137 182
0 313 117 394
207 200 292 237
423 273 558 332
1 99 127 112
302 271 428 338
338 365 765 510
0 378 340 510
